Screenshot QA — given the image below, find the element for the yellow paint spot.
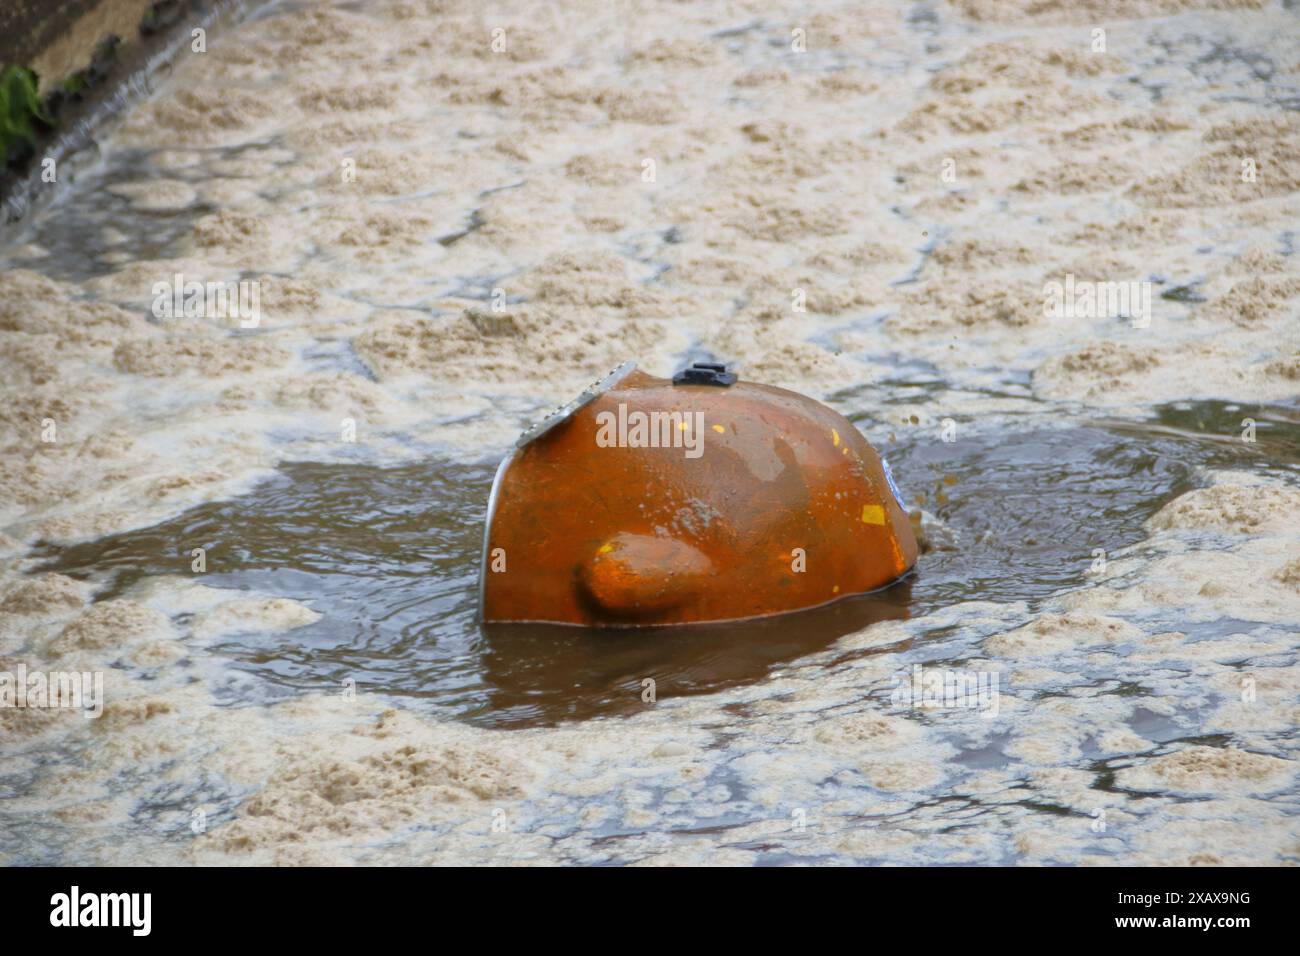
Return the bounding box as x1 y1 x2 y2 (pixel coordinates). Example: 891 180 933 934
597 543 613 554
712 424 725 433
832 585 840 594
861 504 886 525
842 446 849 455
831 428 840 447
677 421 689 430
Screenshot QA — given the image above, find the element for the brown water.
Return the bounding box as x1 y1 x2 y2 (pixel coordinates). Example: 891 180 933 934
30 401 1295 728
2 0 1298 867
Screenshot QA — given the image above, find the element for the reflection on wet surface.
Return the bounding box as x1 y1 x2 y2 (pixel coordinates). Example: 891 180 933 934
32 401 1294 728
479 589 913 726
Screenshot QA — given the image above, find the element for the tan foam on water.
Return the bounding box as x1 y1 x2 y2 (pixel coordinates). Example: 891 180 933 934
1128 112 1300 209
949 0 1268 23
1033 339 1300 406
46 599 173 657
0 0 1297 865
1146 480 1300 536
0 271 291 543
1064 546 1300 625
191 597 321 640
1123 809 1299 866
0 260 421 546
191 707 533 864
1056 477 1300 626
985 613 1144 656
868 20 1299 404
352 303 689 394
1117 745 1296 795
0 573 90 618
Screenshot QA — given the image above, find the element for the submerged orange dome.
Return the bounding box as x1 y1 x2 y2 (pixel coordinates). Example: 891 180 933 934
479 361 916 627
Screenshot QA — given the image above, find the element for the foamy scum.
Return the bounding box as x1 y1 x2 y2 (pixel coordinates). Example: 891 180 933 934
1 0 1297 864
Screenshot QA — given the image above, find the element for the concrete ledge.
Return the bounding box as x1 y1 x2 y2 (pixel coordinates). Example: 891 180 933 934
0 0 242 223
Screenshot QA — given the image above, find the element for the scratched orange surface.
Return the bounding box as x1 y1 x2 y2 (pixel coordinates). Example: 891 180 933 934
481 369 917 626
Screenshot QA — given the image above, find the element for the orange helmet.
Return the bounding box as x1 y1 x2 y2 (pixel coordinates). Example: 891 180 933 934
479 361 916 627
